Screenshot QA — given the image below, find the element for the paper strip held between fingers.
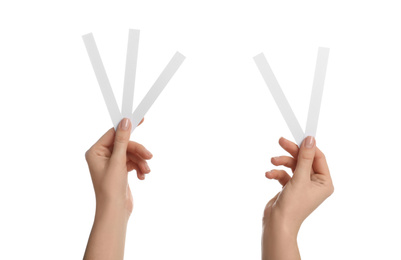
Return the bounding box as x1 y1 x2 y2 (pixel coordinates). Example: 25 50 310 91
131 52 186 133
122 29 140 121
305 47 330 138
253 53 305 146
82 33 122 129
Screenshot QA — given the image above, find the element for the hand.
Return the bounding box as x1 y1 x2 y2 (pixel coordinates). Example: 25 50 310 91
264 136 334 235
262 136 334 260
85 118 153 216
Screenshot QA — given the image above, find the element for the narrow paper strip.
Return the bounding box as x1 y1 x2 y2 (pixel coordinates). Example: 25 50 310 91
253 53 304 146
122 29 140 121
82 33 122 129
131 52 186 132
305 47 330 138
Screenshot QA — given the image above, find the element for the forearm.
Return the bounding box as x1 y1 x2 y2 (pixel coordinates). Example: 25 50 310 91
262 217 300 260
84 203 130 260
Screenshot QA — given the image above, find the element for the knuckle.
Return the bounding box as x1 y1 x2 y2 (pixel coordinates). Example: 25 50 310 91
131 142 140 151
85 149 93 161
137 143 146 152
128 141 138 152
324 181 335 197
328 182 335 195
300 151 314 161
114 133 127 145
284 157 294 167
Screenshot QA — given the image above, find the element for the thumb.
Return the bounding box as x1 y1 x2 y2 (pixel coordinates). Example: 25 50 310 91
294 136 316 181
111 118 132 164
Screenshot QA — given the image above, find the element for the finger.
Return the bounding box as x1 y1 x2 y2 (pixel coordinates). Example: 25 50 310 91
85 128 115 162
137 169 145 180
92 118 143 151
266 169 291 186
279 137 328 176
293 136 316 181
110 118 132 165
313 147 330 176
127 160 137 172
279 137 299 158
127 141 153 159
91 127 115 149
133 164 146 180
134 164 146 180
271 156 297 172
126 160 146 180
127 153 151 174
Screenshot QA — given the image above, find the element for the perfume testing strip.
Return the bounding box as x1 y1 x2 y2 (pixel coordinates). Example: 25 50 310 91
305 47 329 138
131 51 186 133
83 30 185 133
82 33 122 129
122 29 140 120
253 53 305 146
253 48 330 146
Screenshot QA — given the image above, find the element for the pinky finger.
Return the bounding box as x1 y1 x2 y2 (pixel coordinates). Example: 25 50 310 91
127 161 137 172
265 169 291 187
129 163 145 180
137 168 145 180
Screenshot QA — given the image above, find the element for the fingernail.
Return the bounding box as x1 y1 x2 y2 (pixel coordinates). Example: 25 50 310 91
144 163 150 172
304 136 315 148
120 118 130 131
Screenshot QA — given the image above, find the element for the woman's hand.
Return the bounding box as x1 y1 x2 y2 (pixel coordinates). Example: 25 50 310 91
262 136 334 260
84 118 152 260
85 118 153 216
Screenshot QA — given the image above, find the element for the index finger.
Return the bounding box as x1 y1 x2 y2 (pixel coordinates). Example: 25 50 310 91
90 117 144 148
91 127 115 149
279 137 299 158
278 137 330 176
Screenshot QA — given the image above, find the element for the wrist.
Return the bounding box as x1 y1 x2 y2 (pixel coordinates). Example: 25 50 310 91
263 210 300 239
85 200 129 260
262 212 300 260
95 188 133 216
95 199 132 222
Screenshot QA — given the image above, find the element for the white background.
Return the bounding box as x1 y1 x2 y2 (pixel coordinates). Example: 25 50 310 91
1 1 400 259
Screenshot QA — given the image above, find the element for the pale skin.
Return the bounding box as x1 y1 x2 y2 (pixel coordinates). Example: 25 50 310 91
83 117 152 260
262 136 334 260
83 118 333 260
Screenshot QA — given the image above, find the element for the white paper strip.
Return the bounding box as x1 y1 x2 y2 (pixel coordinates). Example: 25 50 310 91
305 47 330 138
82 33 122 129
131 52 186 132
253 53 304 146
122 29 140 122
